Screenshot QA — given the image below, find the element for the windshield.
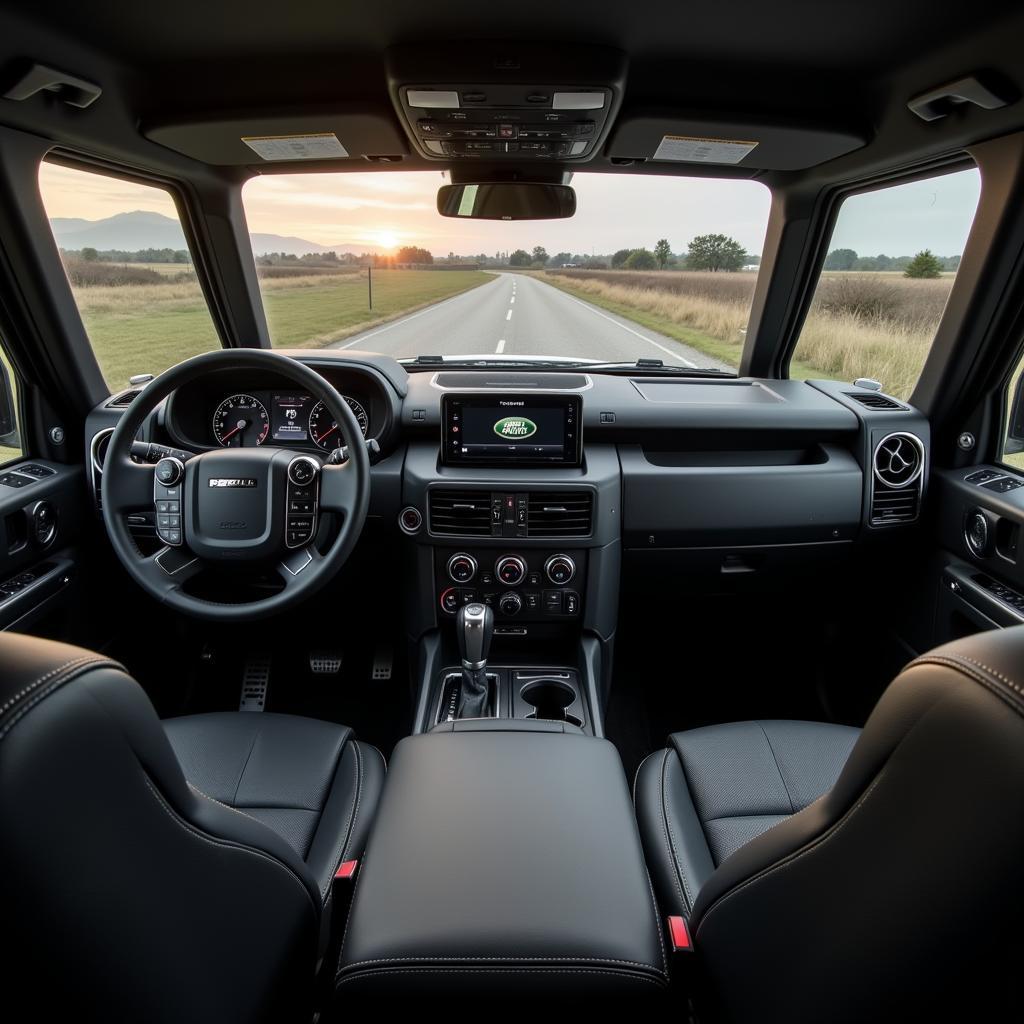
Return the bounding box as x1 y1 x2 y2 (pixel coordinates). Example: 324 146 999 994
242 172 771 372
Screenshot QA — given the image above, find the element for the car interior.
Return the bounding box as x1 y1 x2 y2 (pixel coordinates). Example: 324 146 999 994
2 1 1024 1020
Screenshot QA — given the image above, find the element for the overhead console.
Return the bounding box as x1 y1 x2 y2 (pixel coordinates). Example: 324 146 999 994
386 44 626 163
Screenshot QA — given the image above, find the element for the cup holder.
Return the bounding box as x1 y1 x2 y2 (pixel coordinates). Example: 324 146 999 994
521 679 583 727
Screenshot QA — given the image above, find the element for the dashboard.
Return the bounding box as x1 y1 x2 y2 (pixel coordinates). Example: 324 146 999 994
84 349 929 643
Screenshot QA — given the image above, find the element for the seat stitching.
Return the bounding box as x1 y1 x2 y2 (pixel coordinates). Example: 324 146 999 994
320 741 363 902
0 656 101 716
0 658 122 742
339 954 665 970
231 724 262 806
141 774 319 919
339 742 367 861
695 768 887 940
756 721 794 814
659 750 692 914
702 812 791 825
336 967 665 989
189 783 267 828
911 654 1024 714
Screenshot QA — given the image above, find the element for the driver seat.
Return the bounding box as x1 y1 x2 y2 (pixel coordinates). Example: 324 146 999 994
0 632 384 1023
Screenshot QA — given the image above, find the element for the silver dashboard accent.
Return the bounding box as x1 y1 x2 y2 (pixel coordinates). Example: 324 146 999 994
873 432 925 489
429 373 593 393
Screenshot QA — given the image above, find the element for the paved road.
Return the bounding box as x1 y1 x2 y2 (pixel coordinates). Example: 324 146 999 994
330 272 731 370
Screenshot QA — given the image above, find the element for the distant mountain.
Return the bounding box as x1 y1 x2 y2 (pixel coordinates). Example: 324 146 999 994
49 210 375 256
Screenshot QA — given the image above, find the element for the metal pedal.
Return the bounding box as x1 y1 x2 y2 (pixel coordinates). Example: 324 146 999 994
371 646 393 681
309 651 343 675
239 654 271 712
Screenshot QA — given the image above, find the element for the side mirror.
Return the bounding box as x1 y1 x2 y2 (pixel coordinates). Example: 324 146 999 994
0 358 19 449
1007 372 1024 455
437 182 576 221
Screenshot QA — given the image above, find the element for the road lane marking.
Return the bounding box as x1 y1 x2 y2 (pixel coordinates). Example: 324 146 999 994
554 289 698 367
335 276 500 349
510 295 515 303
506 309 513 320
495 339 506 353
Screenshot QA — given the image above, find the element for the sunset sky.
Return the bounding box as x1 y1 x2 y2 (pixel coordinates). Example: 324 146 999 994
38 162 980 258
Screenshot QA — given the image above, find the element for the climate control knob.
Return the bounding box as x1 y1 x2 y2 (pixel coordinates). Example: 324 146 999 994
447 552 478 583
498 591 523 616
495 555 527 586
544 554 576 586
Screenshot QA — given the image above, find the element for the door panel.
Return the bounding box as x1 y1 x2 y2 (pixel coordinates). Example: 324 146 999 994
0 459 85 631
931 464 1024 644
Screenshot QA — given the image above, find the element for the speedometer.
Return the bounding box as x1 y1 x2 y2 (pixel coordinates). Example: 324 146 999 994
308 398 368 451
212 394 270 447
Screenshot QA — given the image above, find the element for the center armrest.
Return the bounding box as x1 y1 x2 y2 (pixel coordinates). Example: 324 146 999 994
335 722 668 995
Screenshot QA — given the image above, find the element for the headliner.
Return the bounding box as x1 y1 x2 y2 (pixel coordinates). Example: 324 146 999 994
0 1 1022 184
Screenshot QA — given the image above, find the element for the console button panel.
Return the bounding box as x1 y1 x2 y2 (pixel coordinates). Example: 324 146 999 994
436 547 584 621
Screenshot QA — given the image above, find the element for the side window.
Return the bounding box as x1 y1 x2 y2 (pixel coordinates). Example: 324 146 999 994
37 161 221 392
0 345 21 464
1000 360 1024 471
790 167 981 401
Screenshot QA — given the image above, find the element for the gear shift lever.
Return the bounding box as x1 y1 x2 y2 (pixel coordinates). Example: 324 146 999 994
456 602 494 719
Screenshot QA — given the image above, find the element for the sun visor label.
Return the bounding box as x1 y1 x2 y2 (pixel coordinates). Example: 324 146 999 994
241 133 349 161
653 134 758 164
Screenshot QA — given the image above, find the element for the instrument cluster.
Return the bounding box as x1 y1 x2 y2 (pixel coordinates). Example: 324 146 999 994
210 391 369 451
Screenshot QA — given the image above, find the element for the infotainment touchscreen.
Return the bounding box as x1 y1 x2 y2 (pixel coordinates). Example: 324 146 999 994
442 394 582 466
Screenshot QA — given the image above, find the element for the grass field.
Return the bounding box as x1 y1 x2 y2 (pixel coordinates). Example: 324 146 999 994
542 269 956 399
67 268 490 390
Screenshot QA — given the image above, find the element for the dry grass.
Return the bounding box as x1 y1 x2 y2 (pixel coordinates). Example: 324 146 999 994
545 269 955 399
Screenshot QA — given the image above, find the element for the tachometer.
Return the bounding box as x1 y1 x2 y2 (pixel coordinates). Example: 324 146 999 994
212 394 270 447
308 398 368 451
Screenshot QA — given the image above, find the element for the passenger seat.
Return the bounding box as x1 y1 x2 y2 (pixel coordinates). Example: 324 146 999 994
635 628 1024 1021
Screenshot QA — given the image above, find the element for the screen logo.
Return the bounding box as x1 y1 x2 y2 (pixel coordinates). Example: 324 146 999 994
493 416 537 439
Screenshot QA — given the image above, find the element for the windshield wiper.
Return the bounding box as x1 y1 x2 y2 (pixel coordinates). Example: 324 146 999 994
402 355 733 376
404 356 575 369
565 359 734 377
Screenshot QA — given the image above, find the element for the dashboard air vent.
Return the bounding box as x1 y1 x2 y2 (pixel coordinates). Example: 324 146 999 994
106 389 142 408
428 490 492 536
873 433 924 489
870 432 924 525
844 392 905 410
526 491 593 537
870 486 920 525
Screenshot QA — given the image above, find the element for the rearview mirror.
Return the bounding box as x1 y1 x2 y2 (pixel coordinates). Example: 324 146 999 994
437 182 576 221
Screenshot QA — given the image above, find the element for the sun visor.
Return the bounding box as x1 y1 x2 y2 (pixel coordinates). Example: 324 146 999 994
606 113 866 170
145 111 409 166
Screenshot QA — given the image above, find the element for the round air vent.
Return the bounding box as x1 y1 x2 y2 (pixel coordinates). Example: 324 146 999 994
90 428 114 474
873 432 924 489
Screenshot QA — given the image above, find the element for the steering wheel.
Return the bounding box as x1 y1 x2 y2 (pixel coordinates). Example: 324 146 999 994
100 349 371 620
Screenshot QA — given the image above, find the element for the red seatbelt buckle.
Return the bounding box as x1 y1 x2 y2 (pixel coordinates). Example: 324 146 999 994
334 859 359 881
667 915 693 953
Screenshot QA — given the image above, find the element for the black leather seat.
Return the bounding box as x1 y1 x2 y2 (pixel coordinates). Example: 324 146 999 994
636 628 1024 1022
0 632 384 1023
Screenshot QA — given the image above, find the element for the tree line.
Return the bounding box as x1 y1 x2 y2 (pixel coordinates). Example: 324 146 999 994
823 247 960 278
506 235 754 272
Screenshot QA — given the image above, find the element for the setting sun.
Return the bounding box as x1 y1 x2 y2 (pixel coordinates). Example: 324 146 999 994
371 230 400 251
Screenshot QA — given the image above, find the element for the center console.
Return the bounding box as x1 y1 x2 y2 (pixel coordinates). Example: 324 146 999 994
335 721 667 996
401 380 621 737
